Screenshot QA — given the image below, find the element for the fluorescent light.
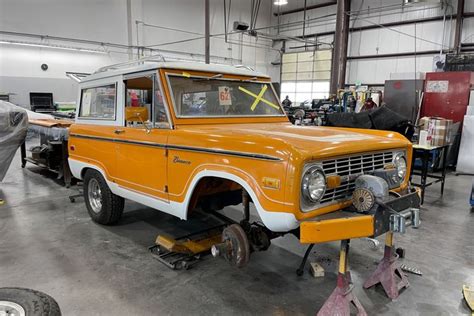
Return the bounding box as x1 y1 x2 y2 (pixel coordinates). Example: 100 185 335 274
404 0 441 4
0 39 107 54
274 0 288 5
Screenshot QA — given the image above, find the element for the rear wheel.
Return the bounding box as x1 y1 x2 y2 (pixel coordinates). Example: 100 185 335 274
83 169 124 225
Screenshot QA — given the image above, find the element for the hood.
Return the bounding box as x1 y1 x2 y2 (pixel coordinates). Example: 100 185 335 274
172 122 410 161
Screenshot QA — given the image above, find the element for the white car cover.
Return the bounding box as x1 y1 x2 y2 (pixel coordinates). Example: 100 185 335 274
0 101 28 181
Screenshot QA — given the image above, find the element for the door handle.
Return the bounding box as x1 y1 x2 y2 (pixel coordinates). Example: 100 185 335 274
114 129 125 134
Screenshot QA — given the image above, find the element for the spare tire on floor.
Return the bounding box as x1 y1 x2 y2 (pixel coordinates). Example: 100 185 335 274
0 287 61 316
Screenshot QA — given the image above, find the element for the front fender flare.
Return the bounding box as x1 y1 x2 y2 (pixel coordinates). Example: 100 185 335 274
182 169 299 232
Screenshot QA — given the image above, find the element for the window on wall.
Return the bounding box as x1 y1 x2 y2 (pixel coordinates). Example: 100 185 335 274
280 50 332 104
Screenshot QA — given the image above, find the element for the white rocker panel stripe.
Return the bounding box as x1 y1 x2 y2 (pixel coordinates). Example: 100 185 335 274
68 158 299 232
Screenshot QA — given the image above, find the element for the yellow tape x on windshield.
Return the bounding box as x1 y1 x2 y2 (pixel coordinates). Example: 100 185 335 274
238 85 280 111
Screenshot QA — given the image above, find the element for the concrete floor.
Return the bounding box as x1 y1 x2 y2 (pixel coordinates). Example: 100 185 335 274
1 146 473 315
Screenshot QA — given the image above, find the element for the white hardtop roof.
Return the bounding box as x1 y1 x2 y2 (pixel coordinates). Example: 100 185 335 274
81 61 270 83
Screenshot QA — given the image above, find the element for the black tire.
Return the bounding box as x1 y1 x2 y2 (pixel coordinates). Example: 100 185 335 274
83 169 124 225
0 287 61 316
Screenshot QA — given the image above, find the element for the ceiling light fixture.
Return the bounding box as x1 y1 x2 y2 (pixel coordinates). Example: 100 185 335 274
274 0 288 6
403 0 441 4
0 39 107 54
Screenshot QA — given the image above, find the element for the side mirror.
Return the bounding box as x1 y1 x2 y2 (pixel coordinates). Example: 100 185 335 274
125 107 151 133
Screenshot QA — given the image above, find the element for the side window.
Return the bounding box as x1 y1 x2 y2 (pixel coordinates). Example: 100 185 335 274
124 75 170 128
124 76 153 127
79 84 116 119
154 75 169 128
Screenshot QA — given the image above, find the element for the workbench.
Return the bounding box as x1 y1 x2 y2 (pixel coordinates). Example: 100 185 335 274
410 144 449 204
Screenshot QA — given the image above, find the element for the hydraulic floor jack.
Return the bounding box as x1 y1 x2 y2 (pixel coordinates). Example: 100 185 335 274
149 224 226 270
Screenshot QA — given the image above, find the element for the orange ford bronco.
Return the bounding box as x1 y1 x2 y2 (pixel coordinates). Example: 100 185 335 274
68 60 420 272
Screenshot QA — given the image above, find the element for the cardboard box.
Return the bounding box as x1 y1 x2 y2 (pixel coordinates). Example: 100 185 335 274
419 116 453 146
419 116 430 130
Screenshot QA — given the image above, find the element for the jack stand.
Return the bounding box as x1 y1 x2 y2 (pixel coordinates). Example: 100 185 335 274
363 232 409 299
317 240 367 316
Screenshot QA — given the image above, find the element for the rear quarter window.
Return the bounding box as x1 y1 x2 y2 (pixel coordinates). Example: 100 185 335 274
79 84 116 120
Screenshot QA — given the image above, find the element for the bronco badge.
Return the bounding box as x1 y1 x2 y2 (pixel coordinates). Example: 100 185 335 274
173 156 191 165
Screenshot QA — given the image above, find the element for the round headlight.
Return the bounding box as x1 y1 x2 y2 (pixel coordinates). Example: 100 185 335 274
302 166 326 202
393 153 407 180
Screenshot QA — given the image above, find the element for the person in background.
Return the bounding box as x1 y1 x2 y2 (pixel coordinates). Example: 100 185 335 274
347 95 357 112
282 95 292 110
361 97 377 112
129 90 140 107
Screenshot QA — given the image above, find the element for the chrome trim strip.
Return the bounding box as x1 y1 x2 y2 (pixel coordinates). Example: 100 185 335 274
166 144 281 161
69 133 282 161
69 133 166 148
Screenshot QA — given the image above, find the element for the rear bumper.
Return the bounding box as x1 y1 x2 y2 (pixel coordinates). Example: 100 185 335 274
300 188 421 244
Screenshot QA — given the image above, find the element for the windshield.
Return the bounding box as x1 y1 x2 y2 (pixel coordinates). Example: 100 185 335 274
167 75 284 117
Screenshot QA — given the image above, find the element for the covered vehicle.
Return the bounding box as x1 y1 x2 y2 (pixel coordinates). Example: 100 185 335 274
0 101 28 181
325 106 415 139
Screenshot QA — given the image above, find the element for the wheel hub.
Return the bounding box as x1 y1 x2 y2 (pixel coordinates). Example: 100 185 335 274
87 178 102 213
212 224 250 268
0 301 26 316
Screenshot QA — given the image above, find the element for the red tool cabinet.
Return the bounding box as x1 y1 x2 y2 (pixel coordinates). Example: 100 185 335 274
421 71 473 123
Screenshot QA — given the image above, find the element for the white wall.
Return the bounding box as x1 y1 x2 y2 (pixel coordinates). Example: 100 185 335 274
138 0 281 79
6 0 471 106
0 0 130 106
276 0 474 85
0 0 281 107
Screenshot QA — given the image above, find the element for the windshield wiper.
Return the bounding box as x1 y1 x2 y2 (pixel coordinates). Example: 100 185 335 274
192 74 260 82
240 76 259 82
193 74 223 82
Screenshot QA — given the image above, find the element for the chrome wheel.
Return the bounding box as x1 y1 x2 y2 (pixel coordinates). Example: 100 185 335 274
87 178 102 214
0 301 26 316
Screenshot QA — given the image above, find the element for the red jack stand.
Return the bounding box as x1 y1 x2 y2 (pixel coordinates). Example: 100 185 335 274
363 232 409 299
317 240 367 316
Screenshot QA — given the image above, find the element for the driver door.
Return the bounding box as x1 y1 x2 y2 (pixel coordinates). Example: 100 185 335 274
114 73 170 202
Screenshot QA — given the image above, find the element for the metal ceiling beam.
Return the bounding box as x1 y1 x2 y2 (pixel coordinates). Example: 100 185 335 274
273 1 336 16
126 0 133 59
297 14 458 39
347 47 474 60
205 0 210 64
329 0 350 94
454 0 465 53
347 49 446 60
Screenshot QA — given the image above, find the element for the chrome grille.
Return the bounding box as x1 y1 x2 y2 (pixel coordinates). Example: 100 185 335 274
319 151 394 204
